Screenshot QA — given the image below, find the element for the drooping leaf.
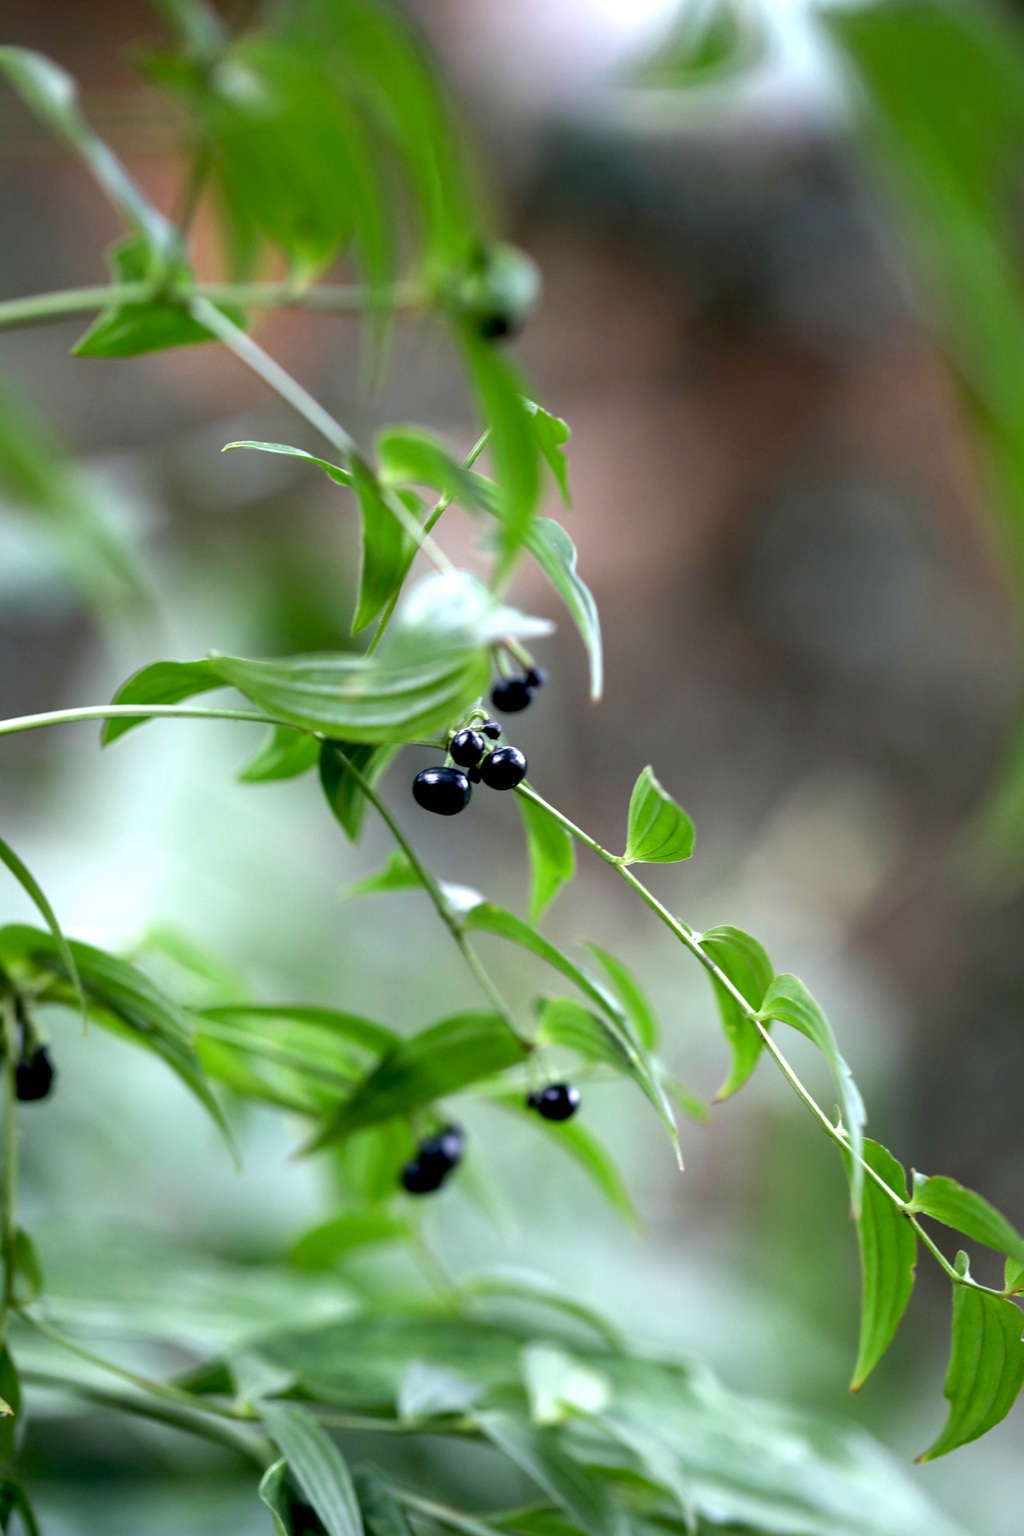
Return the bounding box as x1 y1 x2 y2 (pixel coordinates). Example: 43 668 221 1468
524 518 602 699
848 1140 918 1391
222 440 353 487
525 401 571 504
622 766 695 865
698 925 774 1099
476 1412 627 1536
307 1011 528 1152
460 334 541 567
291 1210 410 1270
919 1282 1024 1460
260 1401 363 1536
319 741 400 843
585 944 658 1051
908 1174 1024 1269
757 972 867 1211
239 725 320 783
258 1458 292 1536
493 1093 641 1231
343 850 423 900
102 658 223 744
377 427 488 510
0 1475 40 1536
0 834 85 1025
198 1003 396 1057
536 997 630 1072
350 458 413 633
518 794 575 925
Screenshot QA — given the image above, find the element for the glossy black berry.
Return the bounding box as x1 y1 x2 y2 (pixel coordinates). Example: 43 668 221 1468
480 746 527 792
412 767 471 816
16 1045 54 1103
418 1123 465 1179
467 765 482 784
527 1083 580 1121
491 677 533 713
401 1158 446 1195
450 728 485 769
481 719 502 739
524 666 547 690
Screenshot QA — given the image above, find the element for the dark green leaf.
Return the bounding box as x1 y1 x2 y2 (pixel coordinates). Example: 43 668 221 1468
291 1210 410 1270
258 1459 291 1536
622 766 695 865
524 519 602 699
525 401 571 504
307 1011 528 1152
377 427 488 510
354 1468 417 1536
848 1140 917 1391
585 944 658 1051
74 240 246 356
222 440 352 487
343 850 422 900
919 1284 1024 1460
239 725 319 783
476 1412 627 1536
260 1401 363 1536
0 1351 19 1463
12 1229 43 1307
460 334 540 568
0 1475 40 1536
350 458 413 633
518 794 575 925
198 1003 396 1057
102 658 222 744
319 742 399 842
908 1174 1024 1268
757 973 867 1212
0 833 85 1025
698 925 774 1099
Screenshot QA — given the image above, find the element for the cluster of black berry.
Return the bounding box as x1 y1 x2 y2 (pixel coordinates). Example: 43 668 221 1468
15 1041 54 1103
413 718 527 817
401 1123 465 1195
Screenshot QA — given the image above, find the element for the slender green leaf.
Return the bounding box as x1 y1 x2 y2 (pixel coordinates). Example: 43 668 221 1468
757 973 867 1211
0 1475 40 1536
258 1458 291 1536
350 458 413 633
0 1352 18 1463
848 1140 917 1391
585 944 658 1050
102 658 222 744
476 1412 628 1536
198 1004 396 1057
223 440 352 487
699 925 774 1099
908 1174 1024 1268
536 997 629 1072
524 519 602 699
74 239 245 356
525 402 571 504
0 834 85 1025
518 794 575 924
919 1284 1024 1460
319 742 399 843
12 1229 43 1307
260 1401 363 1536
239 725 319 783
307 1011 528 1152
354 1468 417 1536
343 850 423 900
622 766 695 865
377 427 488 509
493 1094 640 1231
463 1269 622 1349
291 1210 410 1270
461 334 540 567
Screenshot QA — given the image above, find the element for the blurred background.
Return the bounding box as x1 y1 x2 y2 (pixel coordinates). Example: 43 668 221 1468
2 0 1024 1531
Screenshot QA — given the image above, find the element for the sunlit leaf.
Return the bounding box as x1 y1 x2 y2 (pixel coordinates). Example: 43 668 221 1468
525 401 571 504
698 925 774 1099
848 1139 917 1391
908 1174 1024 1268
261 1401 363 1536
522 1344 610 1425
518 794 575 925
223 440 352 487
622 766 695 865
102 658 222 744
919 1280 1024 1460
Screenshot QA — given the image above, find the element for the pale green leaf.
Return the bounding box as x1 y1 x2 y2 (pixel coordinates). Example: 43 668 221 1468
0 834 85 1026
622 766 695 865
919 1285 1024 1460
518 794 575 924
343 850 423 900
585 944 658 1050
848 1139 917 1391
222 440 352 487
699 925 774 1099
908 1174 1024 1269
524 518 602 699
239 725 319 783
476 1412 628 1536
260 1401 363 1536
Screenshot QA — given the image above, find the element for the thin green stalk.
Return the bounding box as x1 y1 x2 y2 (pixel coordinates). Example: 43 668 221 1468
0 702 283 738
21 1367 271 1467
392 1490 498 1536
0 995 17 1340
327 748 523 1041
366 428 491 658
515 784 1001 1296
0 283 149 330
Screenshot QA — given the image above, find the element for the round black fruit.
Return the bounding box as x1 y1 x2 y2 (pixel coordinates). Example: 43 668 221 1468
419 1123 465 1179
401 1158 446 1195
480 746 527 792
528 1083 580 1121
16 1045 55 1103
449 728 485 769
490 677 533 713
524 666 547 690
412 767 471 816
481 719 502 739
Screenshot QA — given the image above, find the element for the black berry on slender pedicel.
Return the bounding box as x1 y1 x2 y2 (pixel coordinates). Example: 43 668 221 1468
481 746 527 791
490 677 533 713
527 1083 580 1121
401 1123 465 1195
412 767 471 816
524 666 547 690
16 1044 55 1103
481 719 502 739
449 728 485 769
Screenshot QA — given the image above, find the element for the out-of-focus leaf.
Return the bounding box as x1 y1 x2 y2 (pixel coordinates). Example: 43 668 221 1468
291 1211 410 1270
0 1351 19 1462
462 1269 622 1350
629 0 765 88
377 427 488 510
240 725 320 783
463 902 679 1159
493 1093 640 1231
390 571 552 658
908 1174 1024 1267
536 998 629 1073
12 1230 42 1307
307 1011 528 1152
477 1412 627 1536
102 658 222 744
919 1280 1024 1460
354 1468 416 1536
518 794 575 924
461 334 540 568
522 1344 610 1426
261 1401 363 1536
698 925 774 1099
259 1458 292 1536
525 402 570 504
524 519 602 699
757 974 866 1212
622 766 695 865
0 1475 39 1536
1006 1260 1024 1295
397 1361 481 1421
198 1003 395 1057
585 944 658 1051
0 834 85 1025
350 458 412 633
343 850 422 900
0 48 175 258
223 440 353 487
319 741 399 842
148 0 226 57
848 1140 917 1391
74 237 244 358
